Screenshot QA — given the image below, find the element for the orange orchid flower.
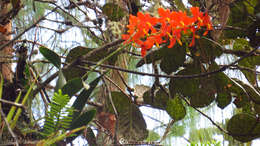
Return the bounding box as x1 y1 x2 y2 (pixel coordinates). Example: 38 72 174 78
122 7 213 57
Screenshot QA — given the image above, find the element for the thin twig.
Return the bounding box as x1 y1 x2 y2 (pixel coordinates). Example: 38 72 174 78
32 71 59 97
101 77 119 144
181 97 229 135
159 119 175 143
0 7 58 50
0 109 19 146
82 46 259 79
103 75 133 102
0 99 25 109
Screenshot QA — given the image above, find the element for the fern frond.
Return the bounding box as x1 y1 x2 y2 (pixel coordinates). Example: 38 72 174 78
42 89 74 136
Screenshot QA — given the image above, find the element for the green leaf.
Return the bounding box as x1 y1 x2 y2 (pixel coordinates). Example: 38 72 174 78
143 88 170 110
39 46 61 68
227 113 260 142
69 109 96 130
72 76 101 118
102 3 125 21
108 91 148 141
216 92 232 109
169 64 201 97
166 96 186 121
63 46 91 80
61 77 83 97
170 63 216 107
160 44 186 74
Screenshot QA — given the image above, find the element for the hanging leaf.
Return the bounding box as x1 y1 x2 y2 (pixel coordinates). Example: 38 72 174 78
169 64 201 98
72 76 102 118
63 46 91 80
227 113 260 142
166 96 186 121
216 92 232 109
108 91 148 141
143 88 169 110
39 46 61 68
67 109 96 143
69 109 96 130
64 46 118 80
61 77 83 97
160 44 186 74
170 63 216 108
102 3 125 21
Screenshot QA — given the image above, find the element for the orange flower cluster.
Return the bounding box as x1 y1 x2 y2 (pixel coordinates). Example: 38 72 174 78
122 7 213 57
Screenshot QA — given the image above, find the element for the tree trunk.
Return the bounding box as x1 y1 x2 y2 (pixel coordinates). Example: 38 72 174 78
0 1 13 82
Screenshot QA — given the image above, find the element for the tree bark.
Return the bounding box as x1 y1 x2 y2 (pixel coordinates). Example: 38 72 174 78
0 1 13 82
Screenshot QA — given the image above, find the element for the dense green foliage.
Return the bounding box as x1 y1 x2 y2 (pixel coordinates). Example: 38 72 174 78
1 0 260 145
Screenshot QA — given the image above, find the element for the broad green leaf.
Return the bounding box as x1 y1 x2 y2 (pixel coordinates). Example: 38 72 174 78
63 46 91 80
69 109 96 130
227 113 260 142
166 97 186 121
109 91 148 141
170 63 216 107
169 65 200 97
239 81 260 103
72 76 101 118
64 46 118 80
102 3 125 21
143 88 170 110
66 110 96 142
216 92 232 109
61 77 83 97
39 46 61 68
160 44 186 74
65 46 91 63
